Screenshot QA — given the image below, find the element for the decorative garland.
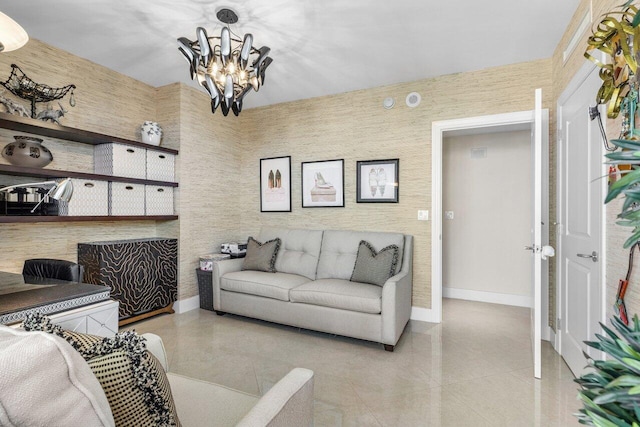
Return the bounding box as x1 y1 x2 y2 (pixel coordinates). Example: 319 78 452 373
585 4 640 119
22 313 177 427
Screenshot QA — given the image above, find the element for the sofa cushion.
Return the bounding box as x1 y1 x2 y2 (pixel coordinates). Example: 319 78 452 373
317 230 405 280
242 237 281 273
350 240 399 286
290 279 382 314
22 314 181 427
0 325 115 427
222 271 311 301
258 227 323 280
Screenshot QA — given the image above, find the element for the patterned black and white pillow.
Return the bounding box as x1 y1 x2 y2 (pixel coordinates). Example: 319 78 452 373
22 313 180 427
350 240 399 286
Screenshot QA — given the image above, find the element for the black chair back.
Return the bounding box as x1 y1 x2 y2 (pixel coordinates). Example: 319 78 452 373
22 259 84 282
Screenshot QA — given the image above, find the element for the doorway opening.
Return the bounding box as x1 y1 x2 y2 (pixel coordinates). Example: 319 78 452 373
431 109 550 340
442 127 533 307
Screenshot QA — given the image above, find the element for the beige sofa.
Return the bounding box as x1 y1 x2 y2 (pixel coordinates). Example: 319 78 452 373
213 227 413 351
0 326 314 427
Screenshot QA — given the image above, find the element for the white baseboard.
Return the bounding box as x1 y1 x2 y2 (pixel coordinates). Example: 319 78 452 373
174 295 200 314
443 287 532 308
410 306 438 323
545 326 554 344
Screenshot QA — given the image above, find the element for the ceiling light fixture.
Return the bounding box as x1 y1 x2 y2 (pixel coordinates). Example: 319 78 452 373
0 11 28 53
177 8 273 116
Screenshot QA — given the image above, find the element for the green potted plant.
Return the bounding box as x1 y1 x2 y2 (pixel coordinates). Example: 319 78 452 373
576 316 640 426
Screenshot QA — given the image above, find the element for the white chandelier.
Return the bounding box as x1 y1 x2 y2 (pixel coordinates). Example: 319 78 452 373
177 8 272 116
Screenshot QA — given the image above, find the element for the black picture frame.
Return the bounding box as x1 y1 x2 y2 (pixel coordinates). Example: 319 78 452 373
260 156 292 212
356 159 399 203
301 159 345 208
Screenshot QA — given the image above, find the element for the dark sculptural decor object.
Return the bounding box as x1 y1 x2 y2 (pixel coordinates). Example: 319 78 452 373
1 64 75 120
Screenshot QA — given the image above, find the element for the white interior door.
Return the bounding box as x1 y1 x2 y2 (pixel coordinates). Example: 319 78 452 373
530 88 543 379
558 66 604 377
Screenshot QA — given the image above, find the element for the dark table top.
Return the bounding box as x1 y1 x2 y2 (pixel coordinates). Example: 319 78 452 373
0 271 110 317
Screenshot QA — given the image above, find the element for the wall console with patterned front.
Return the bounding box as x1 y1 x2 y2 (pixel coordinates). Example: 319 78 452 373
0 113 178 223
78 238 178 326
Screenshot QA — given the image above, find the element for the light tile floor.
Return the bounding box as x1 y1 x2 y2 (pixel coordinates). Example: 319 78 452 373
129 298 582 426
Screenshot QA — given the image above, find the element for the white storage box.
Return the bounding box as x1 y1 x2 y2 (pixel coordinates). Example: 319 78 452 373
145 185 174 216
109 182 145 216
94 143 146 179
59 179 108 216
146 150 175 182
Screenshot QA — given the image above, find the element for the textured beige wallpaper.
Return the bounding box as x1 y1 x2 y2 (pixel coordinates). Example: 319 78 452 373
168 84 243 299
240 60 553 309
0 39 163 274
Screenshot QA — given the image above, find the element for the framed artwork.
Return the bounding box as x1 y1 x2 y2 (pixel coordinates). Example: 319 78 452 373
356 159 399 203
260 156 291 212
301 159 344 208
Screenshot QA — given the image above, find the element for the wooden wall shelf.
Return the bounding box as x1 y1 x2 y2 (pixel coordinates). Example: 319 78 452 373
0 164 178 187
0 113 178 155
0 215 178 223
0 113 179 224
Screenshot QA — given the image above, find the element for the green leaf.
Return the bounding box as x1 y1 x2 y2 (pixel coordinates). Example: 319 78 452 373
606 151 640 161
611 139 640 150
618 210 640 221
622 358 640 375
608 375 640 388
624 231 640 248
585 409 626 427
602 324 620 341
594 389 636 404
622 189 640 199
633 10 640 27
618 339 640 358
607 169 640 203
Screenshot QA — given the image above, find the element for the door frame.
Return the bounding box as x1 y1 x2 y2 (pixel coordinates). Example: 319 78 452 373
554 59 607 354
431 109 550 341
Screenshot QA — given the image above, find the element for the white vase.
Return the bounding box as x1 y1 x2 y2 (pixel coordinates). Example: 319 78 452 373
141 121 162 146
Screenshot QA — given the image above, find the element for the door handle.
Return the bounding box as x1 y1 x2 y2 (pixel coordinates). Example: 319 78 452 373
577 251 598 262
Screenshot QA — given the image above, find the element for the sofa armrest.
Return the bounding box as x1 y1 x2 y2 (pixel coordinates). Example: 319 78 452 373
212 258 244 310
236 368 315 427
380 235 413 346
142 333 169 372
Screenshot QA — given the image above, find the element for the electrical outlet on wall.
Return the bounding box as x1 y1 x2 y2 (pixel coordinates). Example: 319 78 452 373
445 211 454 220
417 210 429 221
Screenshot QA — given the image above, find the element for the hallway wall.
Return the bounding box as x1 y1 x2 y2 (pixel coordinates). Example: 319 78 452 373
443 130 532 305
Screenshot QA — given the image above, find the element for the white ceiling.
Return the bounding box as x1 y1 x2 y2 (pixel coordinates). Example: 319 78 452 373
1 0 580 110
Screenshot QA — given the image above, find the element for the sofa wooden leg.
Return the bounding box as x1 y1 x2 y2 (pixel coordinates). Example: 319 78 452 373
215 310 226 316
384 344 394 352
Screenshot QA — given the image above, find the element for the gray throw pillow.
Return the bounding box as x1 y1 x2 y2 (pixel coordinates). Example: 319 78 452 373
350 240 399 286
241 237 281 273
